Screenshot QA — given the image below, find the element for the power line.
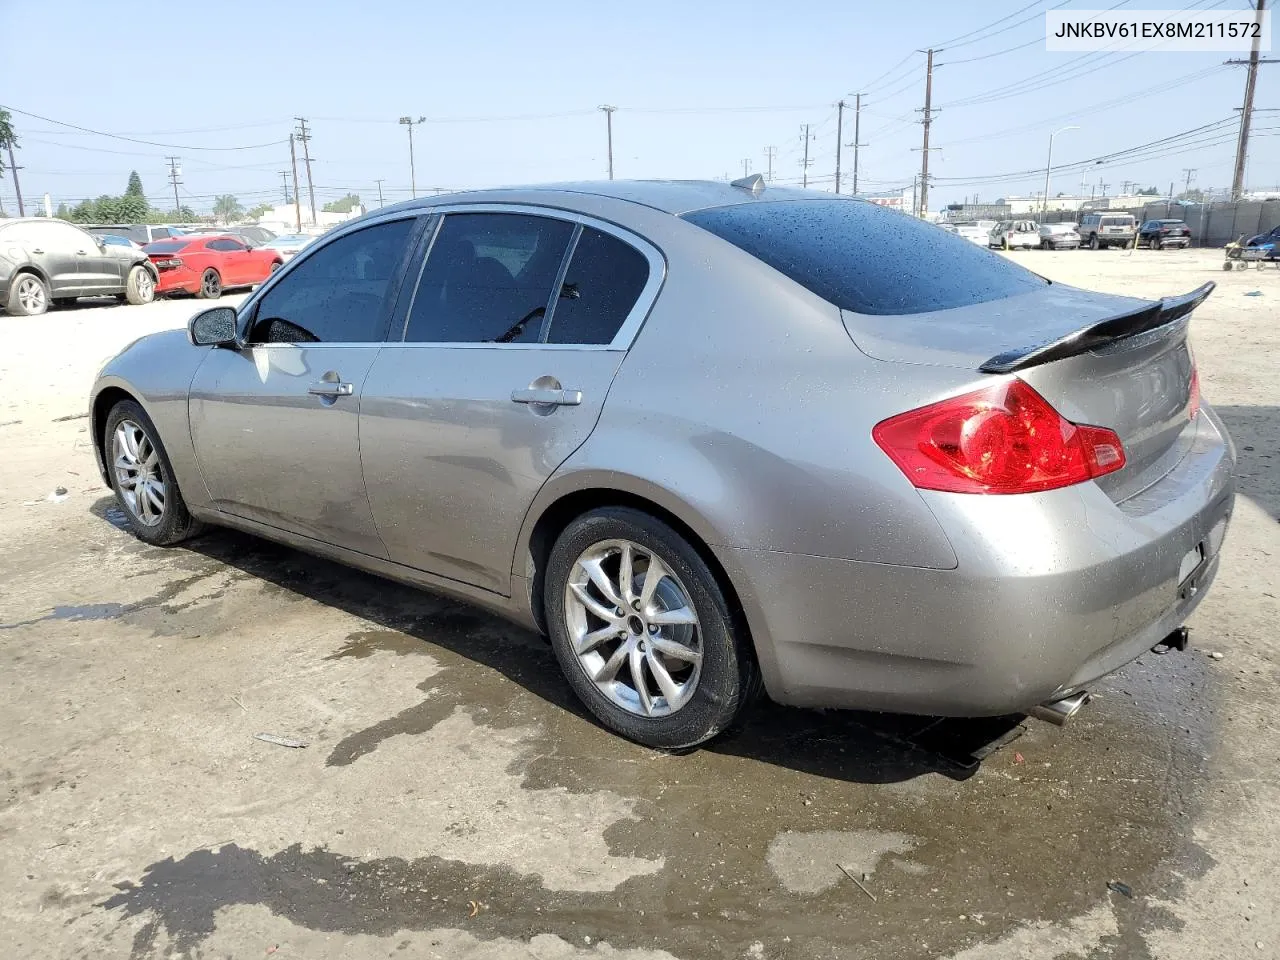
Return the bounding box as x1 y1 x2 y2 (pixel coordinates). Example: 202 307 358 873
0 104 284 151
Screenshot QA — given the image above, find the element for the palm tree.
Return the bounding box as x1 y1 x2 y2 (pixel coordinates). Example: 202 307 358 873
212 194 242 224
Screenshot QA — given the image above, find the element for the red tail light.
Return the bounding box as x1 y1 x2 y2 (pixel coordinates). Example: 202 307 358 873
873 379 1126 494
1188 366 1201 420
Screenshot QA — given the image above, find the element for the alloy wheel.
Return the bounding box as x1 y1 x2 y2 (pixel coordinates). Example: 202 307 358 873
16 276 46 313
136 271 155 301
111 420 166 526
564 539 703 717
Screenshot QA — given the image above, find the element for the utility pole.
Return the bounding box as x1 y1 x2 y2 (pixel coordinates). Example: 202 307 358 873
5 141 24 217
1182 168 1196 197
165 156 181 214
398 116 426 198
289 134 302 232
375 179 385 208
295 118 316 225
851 93 866 196
800 124 814 188
599 105 617 180
1227 0 1276 199
835 100 845 194
742 158 751 177
279 170 291 205
763 145 777 181
918 49 935 217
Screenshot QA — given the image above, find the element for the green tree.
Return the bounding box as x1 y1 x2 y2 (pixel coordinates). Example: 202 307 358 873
126 170 145 198
212 194 242 223
244 202 272 221
322 193 361 214
0 108 15 182
55 203 71 219
1137 186 1160 196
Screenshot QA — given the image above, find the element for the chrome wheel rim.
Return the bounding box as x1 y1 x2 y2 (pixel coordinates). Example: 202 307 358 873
202 272 219 297
111 420 166 526
135 270 155 301
565 539 702 717
16 276 46 313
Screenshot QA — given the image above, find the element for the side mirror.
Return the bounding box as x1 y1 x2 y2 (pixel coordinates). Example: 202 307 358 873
188 306 239 347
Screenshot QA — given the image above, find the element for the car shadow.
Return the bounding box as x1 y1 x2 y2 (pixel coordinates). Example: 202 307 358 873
90 497 1018 784
1214 405 1280 522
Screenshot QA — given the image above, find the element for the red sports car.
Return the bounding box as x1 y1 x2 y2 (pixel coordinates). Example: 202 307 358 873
143 234 283 299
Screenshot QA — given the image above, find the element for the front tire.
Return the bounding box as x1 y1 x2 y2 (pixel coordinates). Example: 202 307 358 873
196 268 222 300
125 265 156 305
1151 235 1162 251
104 400 202 546
6 272 49 316
1089 234 1100 250
544 507 759 749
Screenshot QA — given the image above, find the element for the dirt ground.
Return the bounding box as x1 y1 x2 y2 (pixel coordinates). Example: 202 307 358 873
1 248 1277 960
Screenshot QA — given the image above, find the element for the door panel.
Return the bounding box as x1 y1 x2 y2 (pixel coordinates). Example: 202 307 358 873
23 223 82 295
78 247 124 294
361 347 623 592
189 344 388 556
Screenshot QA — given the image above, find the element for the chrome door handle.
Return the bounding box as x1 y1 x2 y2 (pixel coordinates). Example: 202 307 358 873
308 381 354 397
77 249 88 255
511 387 583 406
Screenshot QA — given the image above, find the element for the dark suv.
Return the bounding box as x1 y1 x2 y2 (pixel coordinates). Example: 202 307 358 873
1138 219 1191 250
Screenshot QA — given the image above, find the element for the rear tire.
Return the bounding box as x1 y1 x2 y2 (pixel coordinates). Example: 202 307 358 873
1151 235 1162 251
125 265 157 305
544 507 760 750
196 268 222 300
103 399 203 547
5 272 49 316
1089 234 1100 250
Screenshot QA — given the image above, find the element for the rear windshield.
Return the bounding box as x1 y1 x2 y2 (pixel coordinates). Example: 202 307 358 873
682 199 1046 316
1100 216 1133 226
144 240 188 254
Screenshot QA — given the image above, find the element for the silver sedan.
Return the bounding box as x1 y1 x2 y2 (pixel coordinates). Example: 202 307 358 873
89 180 1235 749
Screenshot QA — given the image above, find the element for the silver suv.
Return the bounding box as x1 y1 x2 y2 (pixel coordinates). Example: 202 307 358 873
0 219 159 316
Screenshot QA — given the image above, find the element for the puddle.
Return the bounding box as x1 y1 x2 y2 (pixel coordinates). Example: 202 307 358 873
0 603 128 631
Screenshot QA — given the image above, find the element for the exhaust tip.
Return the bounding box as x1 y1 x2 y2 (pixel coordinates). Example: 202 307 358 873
1030 690 1090 727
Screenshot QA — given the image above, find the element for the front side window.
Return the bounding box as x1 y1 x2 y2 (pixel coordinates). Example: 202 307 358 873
248 217 416 344
207 238 243 252
545 226 650 345
684 199 1046 316
403 213 574 343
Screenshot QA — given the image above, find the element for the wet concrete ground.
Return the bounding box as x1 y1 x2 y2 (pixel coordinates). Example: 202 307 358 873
2 252 1278 959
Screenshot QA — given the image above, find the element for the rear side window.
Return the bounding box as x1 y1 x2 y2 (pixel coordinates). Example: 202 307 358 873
403 213 574 343
682 199 1046 316
546 227 649 345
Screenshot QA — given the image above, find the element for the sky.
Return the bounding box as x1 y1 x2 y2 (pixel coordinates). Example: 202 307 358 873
0 0 1273 216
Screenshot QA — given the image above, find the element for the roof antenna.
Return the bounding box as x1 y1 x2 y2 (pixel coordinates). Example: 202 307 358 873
730 173 766 194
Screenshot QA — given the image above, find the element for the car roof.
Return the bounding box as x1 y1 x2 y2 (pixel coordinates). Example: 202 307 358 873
384 179 855 217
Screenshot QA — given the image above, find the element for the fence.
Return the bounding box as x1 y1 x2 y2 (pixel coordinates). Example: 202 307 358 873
1038 200 1280 247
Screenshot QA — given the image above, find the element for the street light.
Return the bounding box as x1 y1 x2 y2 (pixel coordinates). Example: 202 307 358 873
399 116 426 198
1042 125 1079 216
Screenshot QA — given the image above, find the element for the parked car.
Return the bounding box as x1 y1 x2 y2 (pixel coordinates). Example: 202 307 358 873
1138 219 1192 250
949 221 993 245
1 218 158 316
1079 212 1136 249
181 225 276 246
1038 222 1081 250
90 181 1234 749
143 234 283 299
989 219 1040 249
86 224 186 246
261 233 315 261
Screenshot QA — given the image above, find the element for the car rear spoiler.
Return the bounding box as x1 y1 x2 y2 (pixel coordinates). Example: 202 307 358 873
979 282 1214 374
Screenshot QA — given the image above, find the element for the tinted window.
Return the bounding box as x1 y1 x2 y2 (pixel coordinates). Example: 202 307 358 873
683 199 1046 316
152 228 172 240
207 238 241 251
546 227 649 345
403 213 573 343
144 240 187 255
249 217 416 344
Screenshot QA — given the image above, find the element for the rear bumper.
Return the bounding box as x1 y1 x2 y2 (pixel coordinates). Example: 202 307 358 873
721 406 1235 716
154 266 201 295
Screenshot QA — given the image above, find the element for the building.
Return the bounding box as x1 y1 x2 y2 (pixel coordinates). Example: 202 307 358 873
253 203 366 235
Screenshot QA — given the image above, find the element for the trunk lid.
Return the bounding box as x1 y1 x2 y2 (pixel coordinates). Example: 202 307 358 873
842 283 1210 499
